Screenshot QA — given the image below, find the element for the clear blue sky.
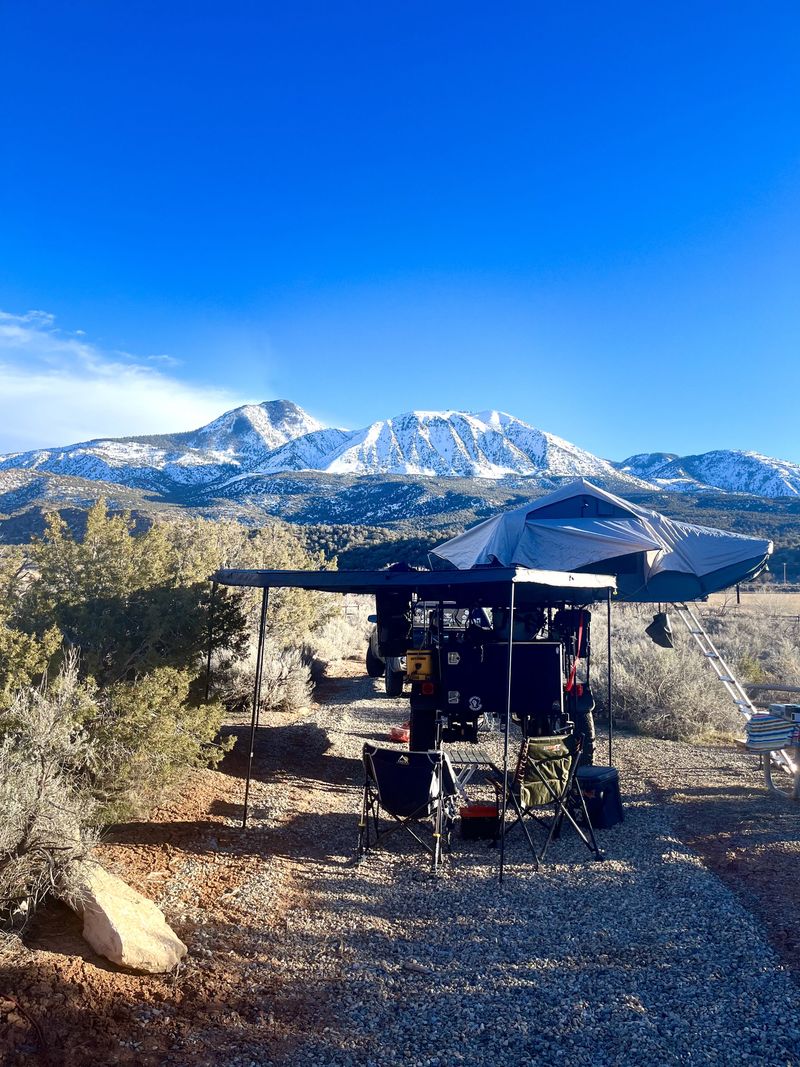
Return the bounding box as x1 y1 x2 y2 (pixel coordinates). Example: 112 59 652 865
2 1 800 460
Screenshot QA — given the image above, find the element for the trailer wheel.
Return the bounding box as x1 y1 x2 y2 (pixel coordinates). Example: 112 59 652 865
366 644 384 678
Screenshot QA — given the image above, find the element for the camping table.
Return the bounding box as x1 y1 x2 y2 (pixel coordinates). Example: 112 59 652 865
444 744 499 800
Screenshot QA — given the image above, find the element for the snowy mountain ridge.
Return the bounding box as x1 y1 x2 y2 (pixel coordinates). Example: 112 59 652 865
248 408 636 483
1 399 798 499
0 400 325 492
617 449 800 497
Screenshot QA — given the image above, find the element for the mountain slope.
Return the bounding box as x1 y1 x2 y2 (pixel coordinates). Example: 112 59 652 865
243 409 648 486
0 400 323 493
2 399 800 505
618 450 800 497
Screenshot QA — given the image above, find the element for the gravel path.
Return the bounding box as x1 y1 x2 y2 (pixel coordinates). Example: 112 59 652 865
4 663 799 1066
258 667 800 1067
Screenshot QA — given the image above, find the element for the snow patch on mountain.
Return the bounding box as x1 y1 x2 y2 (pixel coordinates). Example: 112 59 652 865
250 409 646 485
618 449 800 497
0 400 324 492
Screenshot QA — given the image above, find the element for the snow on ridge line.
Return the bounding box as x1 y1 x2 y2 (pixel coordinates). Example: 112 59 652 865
1 399 797 497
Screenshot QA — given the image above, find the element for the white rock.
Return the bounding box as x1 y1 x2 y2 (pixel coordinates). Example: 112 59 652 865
70 863 187 973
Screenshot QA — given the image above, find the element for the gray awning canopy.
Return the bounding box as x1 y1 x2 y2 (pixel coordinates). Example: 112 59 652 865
429 479 773 602
211 565 616 607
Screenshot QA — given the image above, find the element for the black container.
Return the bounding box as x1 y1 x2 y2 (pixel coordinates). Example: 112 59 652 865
459 805 500 840
576 766 623 829
409 686 438 751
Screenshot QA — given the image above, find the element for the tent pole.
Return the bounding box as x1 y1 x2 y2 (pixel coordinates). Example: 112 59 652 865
243 586 270 829
204 581 218 704
499 582 516 885
607 590 613 766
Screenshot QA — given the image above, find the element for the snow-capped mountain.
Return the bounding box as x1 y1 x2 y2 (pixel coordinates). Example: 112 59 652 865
0 400 324 493
617 450 800 497
0 403 649 493
248 409 636 482
1 399 799 502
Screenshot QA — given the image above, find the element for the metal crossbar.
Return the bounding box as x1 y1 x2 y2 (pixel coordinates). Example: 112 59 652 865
674 602 799 797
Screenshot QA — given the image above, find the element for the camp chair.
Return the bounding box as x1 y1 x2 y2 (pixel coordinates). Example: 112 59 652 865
495 733 604 863
357 744 459 872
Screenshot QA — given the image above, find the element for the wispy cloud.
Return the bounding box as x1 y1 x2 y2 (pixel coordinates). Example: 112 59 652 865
0 310 249 453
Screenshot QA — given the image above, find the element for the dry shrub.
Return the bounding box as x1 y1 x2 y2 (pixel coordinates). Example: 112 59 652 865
592 605 740 741
591 599 800 741
212 641 313 716
258 643 313 713
304 595 373 673
212 595 372 710
0 654 97 921
704 612 800 688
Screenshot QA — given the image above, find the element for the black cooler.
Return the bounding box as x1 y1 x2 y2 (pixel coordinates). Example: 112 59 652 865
576 766 623 829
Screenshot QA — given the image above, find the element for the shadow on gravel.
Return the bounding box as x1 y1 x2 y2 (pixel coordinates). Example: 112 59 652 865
649 773 800 979
342 728 396 744
219 721 361 787
314 672 376 705
103 819 233 846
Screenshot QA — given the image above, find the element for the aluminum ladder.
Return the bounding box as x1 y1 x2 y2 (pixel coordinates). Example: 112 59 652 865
674 602 799 798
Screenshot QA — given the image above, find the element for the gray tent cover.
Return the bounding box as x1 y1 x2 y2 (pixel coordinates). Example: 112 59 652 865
429 479 773 602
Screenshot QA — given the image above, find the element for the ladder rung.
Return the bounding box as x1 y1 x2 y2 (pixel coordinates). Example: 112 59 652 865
677 607 756 728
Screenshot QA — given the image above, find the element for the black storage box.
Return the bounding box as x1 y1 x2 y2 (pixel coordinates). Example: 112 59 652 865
576 766 623 829
459 804 500 840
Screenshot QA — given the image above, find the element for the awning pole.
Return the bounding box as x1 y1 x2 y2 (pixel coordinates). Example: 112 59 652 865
243 586 270 829
204 580 218 704
499 583 516 884
607 590 613 766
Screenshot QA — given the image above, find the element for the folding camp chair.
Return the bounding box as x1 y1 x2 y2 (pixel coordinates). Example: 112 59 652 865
357 744 459 872
495 733 604 863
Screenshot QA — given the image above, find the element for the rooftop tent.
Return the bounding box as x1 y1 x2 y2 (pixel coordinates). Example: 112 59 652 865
428 479 773 602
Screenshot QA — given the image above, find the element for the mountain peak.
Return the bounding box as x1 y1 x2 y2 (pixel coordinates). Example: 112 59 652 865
1 401 798 500
194 399 324 450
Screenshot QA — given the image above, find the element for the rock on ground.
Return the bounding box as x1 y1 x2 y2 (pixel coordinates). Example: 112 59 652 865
69 863 187 974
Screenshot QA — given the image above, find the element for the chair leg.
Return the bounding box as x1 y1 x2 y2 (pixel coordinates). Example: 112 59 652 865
368 802 439 859
523 756 601 862
540 793 603 861
561 749 604 859
495 778 540 869
357 785 373 858
571 781 604 860
432 760 444 873
510 794 540 868
432 800 442 873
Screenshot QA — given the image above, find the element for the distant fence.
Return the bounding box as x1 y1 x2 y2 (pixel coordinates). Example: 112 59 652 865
737 583 800 594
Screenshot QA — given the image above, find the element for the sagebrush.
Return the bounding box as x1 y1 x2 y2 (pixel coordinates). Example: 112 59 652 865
592 601 800 741
0 655 98 919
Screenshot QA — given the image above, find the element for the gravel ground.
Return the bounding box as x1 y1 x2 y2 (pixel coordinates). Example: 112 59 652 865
256 667 800 1067
3 661 799 1066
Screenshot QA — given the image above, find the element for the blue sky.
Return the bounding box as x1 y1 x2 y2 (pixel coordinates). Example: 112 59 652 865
2 2 800 460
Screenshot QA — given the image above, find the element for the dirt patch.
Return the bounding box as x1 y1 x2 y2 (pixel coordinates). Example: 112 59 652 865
0 710 322 1066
